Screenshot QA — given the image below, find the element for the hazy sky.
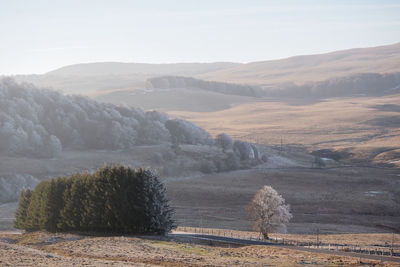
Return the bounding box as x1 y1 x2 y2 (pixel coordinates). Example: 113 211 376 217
1 0 400 74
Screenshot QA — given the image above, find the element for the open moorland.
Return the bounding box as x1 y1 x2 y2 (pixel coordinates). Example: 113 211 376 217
166 164 400 234
199 42 400 86
1 43 399 265
170 94 400 167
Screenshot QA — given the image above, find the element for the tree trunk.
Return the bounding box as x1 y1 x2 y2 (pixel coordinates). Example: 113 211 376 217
263 232 269 240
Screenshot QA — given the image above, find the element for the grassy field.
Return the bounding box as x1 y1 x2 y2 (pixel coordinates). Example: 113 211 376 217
95 87 256 112
0 231 396 266
166 166 400 234
176 227 400 252
199 42 400 86
170 94 400 167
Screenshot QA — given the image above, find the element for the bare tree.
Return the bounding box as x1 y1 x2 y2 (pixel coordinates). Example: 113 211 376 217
247 185 292 239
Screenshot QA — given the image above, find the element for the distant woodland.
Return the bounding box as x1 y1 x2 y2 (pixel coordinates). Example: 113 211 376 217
147 72 400 98
0 78 215 158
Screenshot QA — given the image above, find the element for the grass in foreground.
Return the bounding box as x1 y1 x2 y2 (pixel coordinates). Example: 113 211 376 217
0 231 396 266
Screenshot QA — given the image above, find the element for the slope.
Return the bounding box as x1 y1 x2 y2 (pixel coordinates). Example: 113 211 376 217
199 42 400 86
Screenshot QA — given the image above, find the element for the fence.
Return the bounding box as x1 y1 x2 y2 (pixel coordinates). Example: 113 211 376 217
175 227 400 257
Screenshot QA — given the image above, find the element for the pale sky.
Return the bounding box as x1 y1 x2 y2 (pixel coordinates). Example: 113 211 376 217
1 0 400 75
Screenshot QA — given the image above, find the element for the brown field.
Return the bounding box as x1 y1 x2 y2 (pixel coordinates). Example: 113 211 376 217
176 227 400 251
95 87 255 112
199 43 400 86
170 94 400 167
165 165 400 234
0 231 397 266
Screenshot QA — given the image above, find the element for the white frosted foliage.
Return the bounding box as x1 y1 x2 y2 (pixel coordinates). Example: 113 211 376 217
247 185 292 239
143 170 175 234
0 78 221 158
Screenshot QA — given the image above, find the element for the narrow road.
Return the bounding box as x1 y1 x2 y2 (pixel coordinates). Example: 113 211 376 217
169 232 400 264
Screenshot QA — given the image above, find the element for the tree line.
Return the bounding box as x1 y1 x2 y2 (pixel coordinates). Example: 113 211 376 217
0 78 214 158
147 76 265 97
14 165 175 234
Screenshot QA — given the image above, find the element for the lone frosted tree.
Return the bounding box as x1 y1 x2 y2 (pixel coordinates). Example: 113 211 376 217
247 185 292 240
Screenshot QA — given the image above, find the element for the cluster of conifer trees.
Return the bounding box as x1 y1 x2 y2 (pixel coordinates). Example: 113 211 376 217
14 166 175 234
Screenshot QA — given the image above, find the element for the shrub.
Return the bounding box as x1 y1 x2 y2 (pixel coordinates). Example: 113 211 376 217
261 154 268 162
200 160 217 174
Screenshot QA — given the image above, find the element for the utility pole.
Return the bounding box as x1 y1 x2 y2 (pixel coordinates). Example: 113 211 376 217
316 228 320 248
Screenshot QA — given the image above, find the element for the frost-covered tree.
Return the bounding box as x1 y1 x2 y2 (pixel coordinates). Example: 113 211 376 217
0 174 39 203
137 120 171 145
143 170 175 234
247 185 292 239
251 144 259 160
215 133 233 152
165 119 212 145
233 140 254 160
0 78 222 158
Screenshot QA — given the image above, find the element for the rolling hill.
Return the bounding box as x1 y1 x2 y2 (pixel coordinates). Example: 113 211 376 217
46 62 240 77
11 42 400 96
199 42 400 87
12 62 240 95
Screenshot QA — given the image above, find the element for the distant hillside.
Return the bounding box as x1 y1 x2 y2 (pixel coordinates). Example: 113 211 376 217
13 62 240 94
46 62 240 76
199 43 400 86
11 42 400 96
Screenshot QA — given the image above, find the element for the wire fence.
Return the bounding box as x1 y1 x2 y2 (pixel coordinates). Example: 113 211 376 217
175 227 400 257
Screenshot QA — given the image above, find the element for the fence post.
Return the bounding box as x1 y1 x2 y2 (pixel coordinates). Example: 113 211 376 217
391 232 394 257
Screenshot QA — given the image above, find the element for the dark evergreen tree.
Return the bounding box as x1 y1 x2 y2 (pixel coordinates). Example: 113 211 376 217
14 165 175 234
14 189 32 229
22 181 49 231
41 179 66 232
142 169 175 234
59 175 86 230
